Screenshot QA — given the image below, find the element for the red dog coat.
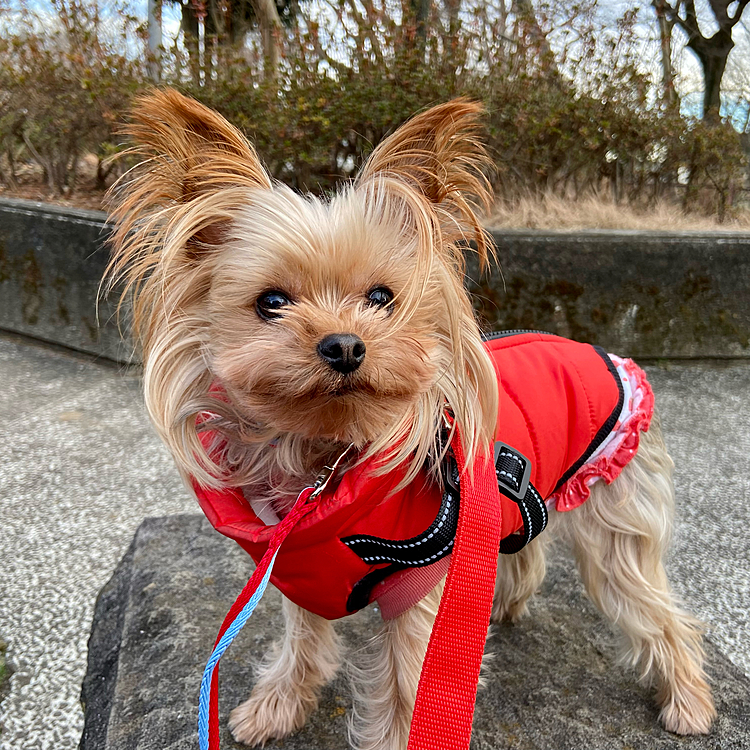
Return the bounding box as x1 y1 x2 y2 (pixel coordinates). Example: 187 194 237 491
193 332 653 621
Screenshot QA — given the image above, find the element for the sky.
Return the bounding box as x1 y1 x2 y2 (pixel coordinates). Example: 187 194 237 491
541 0 750 126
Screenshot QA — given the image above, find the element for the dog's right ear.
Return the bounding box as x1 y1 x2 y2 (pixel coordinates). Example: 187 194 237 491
106 89 272 335
122 87 271 201
108 88 271 267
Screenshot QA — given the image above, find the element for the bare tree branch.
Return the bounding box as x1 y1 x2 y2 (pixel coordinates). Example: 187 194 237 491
655 0 750 119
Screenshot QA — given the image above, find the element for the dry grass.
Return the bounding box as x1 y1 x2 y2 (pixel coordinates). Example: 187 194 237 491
3 173 750 231
487 192 750 232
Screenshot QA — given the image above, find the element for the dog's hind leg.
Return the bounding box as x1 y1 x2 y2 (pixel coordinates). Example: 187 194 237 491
229 595 341 746
565 416 716 735
349 580 443 750
492 534 549 623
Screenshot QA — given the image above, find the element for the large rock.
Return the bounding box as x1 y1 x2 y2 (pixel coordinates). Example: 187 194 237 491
80 515 750 750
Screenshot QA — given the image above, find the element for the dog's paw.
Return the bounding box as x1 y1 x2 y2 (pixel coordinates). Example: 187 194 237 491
659 681 717 735
229 685 316 747
490 600 529 624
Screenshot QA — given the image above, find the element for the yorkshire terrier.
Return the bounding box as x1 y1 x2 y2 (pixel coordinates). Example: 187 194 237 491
107 88 716 749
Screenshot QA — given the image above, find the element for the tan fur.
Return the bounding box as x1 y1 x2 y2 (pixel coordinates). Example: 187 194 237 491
349 581 444 750
493 416 716 737
229 596 341 745
491 532 549 624
567 417 716 735
106 89 497 499
107 89 714 748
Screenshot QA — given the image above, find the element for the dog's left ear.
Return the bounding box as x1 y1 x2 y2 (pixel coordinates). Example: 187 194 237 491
355 99 493 263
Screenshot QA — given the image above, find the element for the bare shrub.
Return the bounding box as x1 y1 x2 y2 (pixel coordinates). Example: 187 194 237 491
0 0 746 219
0 0 145 194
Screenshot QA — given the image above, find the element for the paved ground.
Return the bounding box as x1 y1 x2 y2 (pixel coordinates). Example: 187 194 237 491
0 332 749 750
0 335 192 750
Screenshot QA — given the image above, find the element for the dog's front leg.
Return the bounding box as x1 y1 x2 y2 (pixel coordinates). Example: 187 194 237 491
349 581 444 750
229 595 341 746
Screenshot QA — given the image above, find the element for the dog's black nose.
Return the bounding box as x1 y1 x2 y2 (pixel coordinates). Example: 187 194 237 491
317 334 366 374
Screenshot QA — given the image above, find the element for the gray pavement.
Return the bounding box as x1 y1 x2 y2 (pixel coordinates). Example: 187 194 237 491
0 333 749 750
0 335 193 750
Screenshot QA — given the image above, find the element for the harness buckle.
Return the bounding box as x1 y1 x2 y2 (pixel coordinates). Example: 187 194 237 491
493 441 532 502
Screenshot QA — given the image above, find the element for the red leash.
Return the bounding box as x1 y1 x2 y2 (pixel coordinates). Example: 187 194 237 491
201 485 318 750
199 444 355 750
199 436 501 750
408 432 502 750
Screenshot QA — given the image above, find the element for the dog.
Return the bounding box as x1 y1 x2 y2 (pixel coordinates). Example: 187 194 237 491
106 88 716 749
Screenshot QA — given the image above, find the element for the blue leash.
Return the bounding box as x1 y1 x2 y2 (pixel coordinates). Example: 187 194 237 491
197 444 354 750
197 551 278 750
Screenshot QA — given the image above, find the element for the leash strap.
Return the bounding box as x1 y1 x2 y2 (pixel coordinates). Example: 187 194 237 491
198 437 502 750
407 430 502 750
198 443 354 750
198 485 316 750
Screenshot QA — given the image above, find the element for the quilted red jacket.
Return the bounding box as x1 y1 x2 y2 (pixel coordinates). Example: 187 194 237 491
193 332 652 620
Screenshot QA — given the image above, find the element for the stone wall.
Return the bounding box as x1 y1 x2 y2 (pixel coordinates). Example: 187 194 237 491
1 197 748 362
470 230 750 358
0 198 126 362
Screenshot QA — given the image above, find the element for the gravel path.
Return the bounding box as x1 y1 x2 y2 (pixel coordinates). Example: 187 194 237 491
0 333 748 749
0 336 194 750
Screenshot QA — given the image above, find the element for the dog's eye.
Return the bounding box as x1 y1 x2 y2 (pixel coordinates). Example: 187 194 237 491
366 286 394 310
256 290 292 321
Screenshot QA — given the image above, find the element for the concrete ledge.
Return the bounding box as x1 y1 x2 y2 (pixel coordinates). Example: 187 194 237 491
0 198 128 363
80 515 750 750
473 229 750 358
2 198 749 362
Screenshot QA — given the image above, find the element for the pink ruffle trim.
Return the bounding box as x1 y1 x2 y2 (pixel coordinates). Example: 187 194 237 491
551 357 655 512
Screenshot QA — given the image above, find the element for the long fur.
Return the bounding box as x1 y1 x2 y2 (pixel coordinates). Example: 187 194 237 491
494 417 716 736
106 89 498 498
228 597 342 745
107 89 715 749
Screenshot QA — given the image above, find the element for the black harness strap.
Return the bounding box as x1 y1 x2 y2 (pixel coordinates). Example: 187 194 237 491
342 458 459 568
342 455 460 613
492 441 548 554
342 440 550 611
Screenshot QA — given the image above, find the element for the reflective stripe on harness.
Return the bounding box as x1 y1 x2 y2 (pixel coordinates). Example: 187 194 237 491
493 441 548 554
344 440 547 611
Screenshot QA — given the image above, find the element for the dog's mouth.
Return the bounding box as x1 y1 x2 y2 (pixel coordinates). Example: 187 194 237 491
323 375 414 401
326 375 370 397
222 362 428 442
330 385 355 397
221 374 423 446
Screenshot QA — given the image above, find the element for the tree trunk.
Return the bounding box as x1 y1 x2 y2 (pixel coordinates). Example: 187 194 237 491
695 33 732 122
512 0 557 73
414 0 431 41
3 149 18 189
148 0 162 82
441 0 460 74
96 158 110 192
68 149 79 189
660 0 748 123
652 0 677 106
181 5 202 85
252 0 282 80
